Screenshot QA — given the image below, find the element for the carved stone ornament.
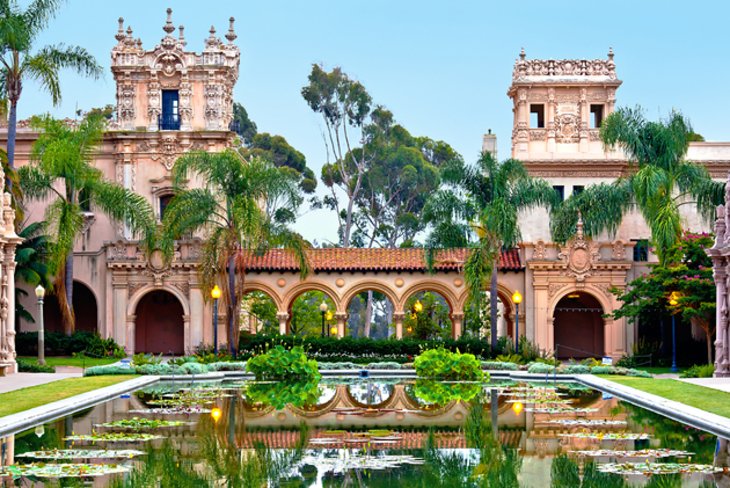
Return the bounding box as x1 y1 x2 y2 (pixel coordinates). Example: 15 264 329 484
557 213 600 282
548 283 568 299
555 112 581 143
611 240 626 260
533 240 548 260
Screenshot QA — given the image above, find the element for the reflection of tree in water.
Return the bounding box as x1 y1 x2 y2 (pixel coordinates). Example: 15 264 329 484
348 381 394 405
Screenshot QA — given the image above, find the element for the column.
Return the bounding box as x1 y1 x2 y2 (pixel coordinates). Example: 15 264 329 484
335 312 347 339
393 312 405 339
714 259 726 376
277 312 289 335
112 278 129 353
189 287 204 348
451 312 464 340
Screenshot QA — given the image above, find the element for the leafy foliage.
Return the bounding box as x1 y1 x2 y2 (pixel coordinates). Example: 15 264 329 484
14 220 55 325
413 380 482 405
414 348 485 381
16 331 125 358
16 357 55 372
246 345 320 383
551 107 724 264
245 377 321 409
160 151 309 356
403 292 451 340
680 363 715 378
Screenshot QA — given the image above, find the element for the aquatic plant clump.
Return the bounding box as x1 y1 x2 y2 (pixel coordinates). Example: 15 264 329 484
0 463 131 479
598 462 724 475
414 348 485 381
246 345 321 382
525 407 598 413
16 449 145 460
544 419 627 426
64 432 163 443
129 407 211 415
570 449 693 459
95 417 187 430
557 432 650 440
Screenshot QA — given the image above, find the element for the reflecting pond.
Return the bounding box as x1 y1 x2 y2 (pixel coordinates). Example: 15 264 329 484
1 378 728 487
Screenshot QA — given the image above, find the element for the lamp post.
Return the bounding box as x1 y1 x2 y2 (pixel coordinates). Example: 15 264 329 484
35 285 45 366
512 290 523 354
668 291 680 373
326 310 334 337
319 301 328 337
211 285 221 355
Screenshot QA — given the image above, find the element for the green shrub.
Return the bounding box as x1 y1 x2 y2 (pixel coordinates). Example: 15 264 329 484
84 364 134 376
132 353 162 367
17 358 55 373
206 361 247 372
134 363 176 375
245 377 321 409
246 345 320 382
681 364 715 378
560 364 590 375
413 379 482 405
627 368 652 378
178 362 209 375
589 365 614 375
527 362 556 374
481 361 518 371
414 348 485 381
495 354 522 364
16 331 125 358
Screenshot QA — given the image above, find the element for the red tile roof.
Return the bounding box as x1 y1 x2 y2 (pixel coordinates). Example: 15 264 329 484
237 248 522 273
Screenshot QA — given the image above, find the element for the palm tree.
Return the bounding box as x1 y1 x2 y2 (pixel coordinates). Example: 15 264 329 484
160 150 309 356
551 107 724 264
425 152 559 349
0 0 103 170
19 115 155 335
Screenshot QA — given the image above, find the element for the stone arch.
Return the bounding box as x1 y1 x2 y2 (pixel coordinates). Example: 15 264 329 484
241 282 285 311
400 281 459 312
341 282 398 339
550 289 608 359
282 282 341 313
127 284 191 318
240 284 281 335
134 289 185 355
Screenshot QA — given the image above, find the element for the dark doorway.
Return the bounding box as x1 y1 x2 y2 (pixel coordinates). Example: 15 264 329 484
135 290 184 354
553 292 604 359
42 281 98 334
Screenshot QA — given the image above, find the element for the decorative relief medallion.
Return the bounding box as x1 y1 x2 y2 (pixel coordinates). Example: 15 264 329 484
557 213 600 282
335 278 345 288
555 113 581 143
276 278 286 288
611 240 626 260
533 240 547 260
453 278 463 287
394 278 404 288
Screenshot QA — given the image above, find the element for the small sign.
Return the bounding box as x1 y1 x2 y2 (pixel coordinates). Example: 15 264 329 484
602 357 613 366
120 393 131 399
602 392 614 400
359 370 369 378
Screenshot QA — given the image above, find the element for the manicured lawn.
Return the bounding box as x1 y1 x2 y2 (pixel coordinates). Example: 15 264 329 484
0 375 138 418
602 375 730 418
633 366 686 375
18 356 120 368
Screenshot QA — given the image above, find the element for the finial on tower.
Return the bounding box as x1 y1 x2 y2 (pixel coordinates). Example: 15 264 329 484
225 17 237 43
576 211 584 240
519 47 526 60
126 26 133 39
115 17 125 42
178 25 186 46
608 47 614 60
163 8 175 35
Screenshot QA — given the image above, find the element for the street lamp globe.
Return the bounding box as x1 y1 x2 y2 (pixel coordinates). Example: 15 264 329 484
211 285 221 300
319 301 328 313
512 290 522 304
35 285 45 299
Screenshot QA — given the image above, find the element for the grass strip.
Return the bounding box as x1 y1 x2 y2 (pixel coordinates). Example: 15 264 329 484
18 356 120 368
601 375 730 419
0 375 138 418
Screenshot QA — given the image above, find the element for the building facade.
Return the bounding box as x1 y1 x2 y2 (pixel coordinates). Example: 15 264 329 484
7 15 729 361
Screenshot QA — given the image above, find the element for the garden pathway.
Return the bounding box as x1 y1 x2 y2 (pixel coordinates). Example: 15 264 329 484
0 371 81 394
679 377 730 393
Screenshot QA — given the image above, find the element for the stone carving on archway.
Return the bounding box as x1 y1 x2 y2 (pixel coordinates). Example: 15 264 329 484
557 214 600 282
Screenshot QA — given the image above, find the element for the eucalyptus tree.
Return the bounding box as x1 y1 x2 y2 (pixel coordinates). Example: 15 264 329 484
551 107 724 264
160 151 309 356
19 115 155 335
0 0 102 170
425 152 560 349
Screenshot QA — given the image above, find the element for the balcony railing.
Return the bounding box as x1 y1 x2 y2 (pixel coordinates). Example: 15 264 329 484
158 113 180 131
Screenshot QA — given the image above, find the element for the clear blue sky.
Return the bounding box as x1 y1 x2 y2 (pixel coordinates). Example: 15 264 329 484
25 0 730 243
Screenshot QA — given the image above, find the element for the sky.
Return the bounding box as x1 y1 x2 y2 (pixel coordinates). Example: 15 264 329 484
23 0 730 244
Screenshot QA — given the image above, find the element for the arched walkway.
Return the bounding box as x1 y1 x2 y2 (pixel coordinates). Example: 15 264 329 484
134 290 184 354
553 291 604 359
344 289 395 339
287 289 336 337
42 281 99 334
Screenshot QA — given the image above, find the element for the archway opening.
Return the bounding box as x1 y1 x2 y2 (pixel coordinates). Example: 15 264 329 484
461 291 514 341
553 292 604 359
240 290 278 335
42 281 99 334
135 290 184 354
403 291 452 340
345 289 395 339
288 290 336 338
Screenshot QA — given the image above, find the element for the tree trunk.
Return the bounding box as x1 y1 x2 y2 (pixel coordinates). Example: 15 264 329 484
363 290 374 338
227 256 237 357
7 100 16 171
490 261 498 350
61 253 75 336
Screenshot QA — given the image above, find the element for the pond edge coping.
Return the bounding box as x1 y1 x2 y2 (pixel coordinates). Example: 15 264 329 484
0 376 158 437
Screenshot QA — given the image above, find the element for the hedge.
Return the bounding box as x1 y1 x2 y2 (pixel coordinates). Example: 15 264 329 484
238 334 501 360
16 331 125 358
